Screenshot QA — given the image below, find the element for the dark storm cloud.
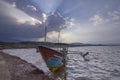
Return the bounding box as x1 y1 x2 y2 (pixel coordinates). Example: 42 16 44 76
24 6 43 21
0 0 66 42
5 0 43 21
1 0 120 43
46 12 65 32
0 13 45 42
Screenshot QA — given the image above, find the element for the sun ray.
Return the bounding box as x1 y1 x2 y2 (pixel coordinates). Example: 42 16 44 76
31 0 63 14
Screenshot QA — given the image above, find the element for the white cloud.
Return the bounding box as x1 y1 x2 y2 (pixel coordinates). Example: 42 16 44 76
47 31 59 42
90 9 120 26
37 37 44 42
42 13 48 23
0 1 42 25
59 20 93 43
108 10 120 21
12 2 16 7
90 14 105 26
37 31 59 42
35 16 120 43
58 18 120 43
27 5 37 11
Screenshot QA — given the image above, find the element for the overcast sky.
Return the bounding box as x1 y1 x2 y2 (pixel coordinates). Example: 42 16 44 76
0 0 120 44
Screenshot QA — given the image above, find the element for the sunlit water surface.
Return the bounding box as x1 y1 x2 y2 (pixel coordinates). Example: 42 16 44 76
67 46 120 80
3 46 120 80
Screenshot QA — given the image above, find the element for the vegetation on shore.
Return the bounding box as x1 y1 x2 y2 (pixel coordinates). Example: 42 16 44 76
0 41 120 49
0 41 69 49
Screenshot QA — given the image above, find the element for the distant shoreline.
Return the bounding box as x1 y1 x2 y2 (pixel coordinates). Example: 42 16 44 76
0 42 120 50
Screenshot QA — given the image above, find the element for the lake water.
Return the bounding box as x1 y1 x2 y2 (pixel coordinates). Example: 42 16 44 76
3 46 120 80
67 46 120 80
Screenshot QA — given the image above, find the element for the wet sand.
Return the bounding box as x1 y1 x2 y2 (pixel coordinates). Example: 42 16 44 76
0 51 54 80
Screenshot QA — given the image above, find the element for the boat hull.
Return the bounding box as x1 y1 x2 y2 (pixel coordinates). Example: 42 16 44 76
38 46 63 72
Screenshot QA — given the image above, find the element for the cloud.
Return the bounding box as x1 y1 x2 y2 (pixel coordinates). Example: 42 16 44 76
36 12 66 42
46 31 59 42
27 5 37 11
54 18 120 43
90 14 106 26
0 1 66 42
46 12 65 32
0 13 44 42
0 16 45 42
108 10 120 21
89 9 120 26
12 2 16 7
0 1 44 42
0 0 42 26
31 0 63 14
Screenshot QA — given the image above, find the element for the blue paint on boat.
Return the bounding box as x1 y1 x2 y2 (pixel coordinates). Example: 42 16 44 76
47 57 62 67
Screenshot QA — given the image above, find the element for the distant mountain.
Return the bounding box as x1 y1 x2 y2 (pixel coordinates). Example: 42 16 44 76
70 43 86 46
0 41 120 47
69 42 120 46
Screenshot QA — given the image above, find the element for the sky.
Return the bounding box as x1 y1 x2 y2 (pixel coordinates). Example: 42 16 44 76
0 0 120 44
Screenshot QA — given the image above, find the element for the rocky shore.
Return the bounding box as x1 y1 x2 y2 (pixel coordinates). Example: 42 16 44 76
0 51 54 80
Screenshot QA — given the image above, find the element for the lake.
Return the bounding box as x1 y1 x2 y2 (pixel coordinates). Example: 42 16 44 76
3 46 120 80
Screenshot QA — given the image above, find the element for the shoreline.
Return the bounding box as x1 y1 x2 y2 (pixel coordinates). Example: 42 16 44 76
0 51 54 80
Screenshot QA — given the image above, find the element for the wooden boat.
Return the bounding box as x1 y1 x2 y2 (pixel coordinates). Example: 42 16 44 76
38 46 64 72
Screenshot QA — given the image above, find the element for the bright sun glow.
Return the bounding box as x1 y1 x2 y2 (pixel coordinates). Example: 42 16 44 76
42 13 48 23
31 0 63 14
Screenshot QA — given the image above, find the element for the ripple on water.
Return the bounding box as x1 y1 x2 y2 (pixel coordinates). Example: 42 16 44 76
3 46 120 80
67 46 120 80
